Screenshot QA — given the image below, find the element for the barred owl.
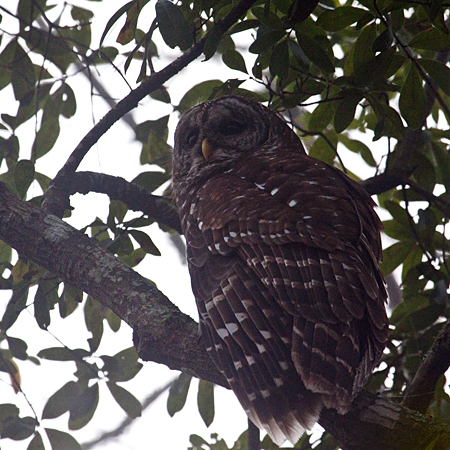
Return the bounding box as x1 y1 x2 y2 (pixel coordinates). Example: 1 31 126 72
172 95 388 445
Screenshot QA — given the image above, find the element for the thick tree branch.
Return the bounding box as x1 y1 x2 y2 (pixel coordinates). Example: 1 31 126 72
1 182 449 450
41 0 258 218
68 172 181 234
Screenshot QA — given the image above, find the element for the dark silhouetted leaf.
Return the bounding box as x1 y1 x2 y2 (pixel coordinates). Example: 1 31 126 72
167 372 192 416
38 347 89 361
99 1 135 47
222 50 247 74
409 28 450 51
334 90 363 133
270 39 289 79
317 6 369 31
418 58 450 97
380 240 416 276
107 382 142 418
27 432 45 450
176 80 223 114
102 347 143 382
399 63 427 130
7 336 28 361
197 380 215 427
131 171 168 192
129 230 161 256
155 0 193 50
42 381 80 419
295 30 334 73
13 159 34 200
69 383 99 430
251 7 284 30
46 428 81 450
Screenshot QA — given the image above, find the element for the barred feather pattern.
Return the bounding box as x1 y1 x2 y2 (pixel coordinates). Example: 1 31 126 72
172 96 388 445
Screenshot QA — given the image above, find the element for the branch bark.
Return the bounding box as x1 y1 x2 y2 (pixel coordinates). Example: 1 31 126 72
1 182 449 450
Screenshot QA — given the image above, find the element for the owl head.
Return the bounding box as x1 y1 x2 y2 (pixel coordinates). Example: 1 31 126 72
172 96 304 191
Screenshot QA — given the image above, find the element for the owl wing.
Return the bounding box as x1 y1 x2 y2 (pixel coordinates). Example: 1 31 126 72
185 153 388 442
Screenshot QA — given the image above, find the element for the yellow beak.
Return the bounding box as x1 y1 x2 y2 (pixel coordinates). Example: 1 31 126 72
202 139 212 161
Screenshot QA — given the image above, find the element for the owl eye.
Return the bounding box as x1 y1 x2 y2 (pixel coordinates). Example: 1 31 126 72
218 120 247 136
186 132 198 147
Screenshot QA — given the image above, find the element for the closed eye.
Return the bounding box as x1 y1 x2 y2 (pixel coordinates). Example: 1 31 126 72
217 120 247 136
186 131 198 147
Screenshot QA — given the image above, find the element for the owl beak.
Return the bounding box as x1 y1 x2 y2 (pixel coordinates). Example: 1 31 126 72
202 139 213 161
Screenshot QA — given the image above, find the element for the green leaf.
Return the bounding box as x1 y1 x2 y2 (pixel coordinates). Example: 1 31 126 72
270 39 289 79
102 347 143 382
197 380 215 427
372 27 393 53
339 135 376 167
131 171 168 192
129 230 161 256
38 347 89 361
45 428 81 450
119 247 147 267
175 80 223 114
399 63 427 130
0 40 16 92
11 43 35 103
13 159 34 200
27 432 45 450
68 383 99 430
84 297 104 353
295 30 334 73
308 101 334 131
155 0 193 51
317 6 370 31
308 130 337 164
107 382 142 418
7 336 28 361
380 240 417 276
251 7 284 30
18 0 47 30
249 29 285 54
352 22 376 71
1 416 37 440
99 1 136 47
222 50 248 74
418 58 450 97
42 381 80 419
334 90 363 133
167 372 192 417
409 28 450 51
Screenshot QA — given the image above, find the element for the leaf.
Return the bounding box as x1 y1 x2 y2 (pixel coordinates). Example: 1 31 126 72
222 50 247 74
27 432 45 450
1 416 37 440
409 28 450 51
380 240 417 276
42 381 80 419
13 159 34 200
372 26 393 53
45 428 81 450
155 0 193 51
334 90 363 133
309 101 334 131
418 58 450 97
352 22 376 71
99 1 136 47
269 39 289 79
317 6 370 31
129 230 161 256
167 372 192 416
339 135 376 167
197 380 215 427
399 63 427 130
7 336 28 360
131 171 168 192
38 347 89 361
68 383 99 430
249 29 285 54
295 30 334 73
251 7 284 30
117 1 140 45
0 40 16 92
175 80 223 114
11 43 35 103
84 297 104 353
107 382 142 418
102 347 143 382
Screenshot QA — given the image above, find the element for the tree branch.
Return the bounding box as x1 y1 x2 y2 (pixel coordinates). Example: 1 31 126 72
1 182 449 450
41 0 258 218
401 321 450 414
68 172 181 234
